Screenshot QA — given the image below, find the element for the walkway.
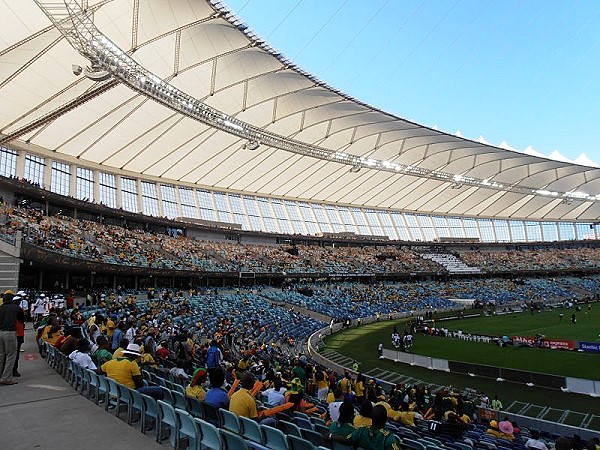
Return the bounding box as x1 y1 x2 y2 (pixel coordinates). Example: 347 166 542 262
0 328 163 450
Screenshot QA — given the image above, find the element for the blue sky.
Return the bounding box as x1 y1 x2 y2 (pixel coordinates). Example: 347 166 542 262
224 0 600 165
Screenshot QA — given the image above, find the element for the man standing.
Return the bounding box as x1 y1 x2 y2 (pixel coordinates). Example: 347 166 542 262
0 290 25 385
12 294 25 377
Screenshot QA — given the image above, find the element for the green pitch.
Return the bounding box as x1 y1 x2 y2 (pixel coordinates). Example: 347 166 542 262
323 306 600 414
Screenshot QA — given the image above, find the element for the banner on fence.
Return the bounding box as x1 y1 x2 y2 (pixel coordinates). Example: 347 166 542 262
578 341 600 353
512 336 575 350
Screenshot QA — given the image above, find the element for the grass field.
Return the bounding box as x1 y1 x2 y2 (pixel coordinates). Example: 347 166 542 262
322 308 600 415
438 306 600 341
409 306 600 379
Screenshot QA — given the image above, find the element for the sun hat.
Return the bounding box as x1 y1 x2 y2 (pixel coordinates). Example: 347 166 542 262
4 289 14 295
123 343 142 357
286 377 303 395
498 420 514 434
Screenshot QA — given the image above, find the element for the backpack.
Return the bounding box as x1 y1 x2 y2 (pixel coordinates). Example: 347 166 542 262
206 346 219 368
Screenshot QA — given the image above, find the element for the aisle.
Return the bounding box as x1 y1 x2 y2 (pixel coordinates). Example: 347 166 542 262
0 327 164 450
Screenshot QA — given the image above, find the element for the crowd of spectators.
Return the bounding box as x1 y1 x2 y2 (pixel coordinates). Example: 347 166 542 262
4 206 600 280
461 248 600 272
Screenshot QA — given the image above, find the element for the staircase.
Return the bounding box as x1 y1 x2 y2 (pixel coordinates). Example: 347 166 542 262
0 232 21 291
421 252 481 274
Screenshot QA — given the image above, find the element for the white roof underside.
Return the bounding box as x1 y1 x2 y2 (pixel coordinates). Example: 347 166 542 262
1 0 600 221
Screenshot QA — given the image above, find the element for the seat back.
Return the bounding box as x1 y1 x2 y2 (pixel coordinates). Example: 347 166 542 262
219 408 241 434
288 434 318 450
262 424 289 450
219 428 250 450
172 390 188 410
186 397 204 418
175 407 200 450
196 418 223 450
157 399 180 447
279 420 302 437
331 441 354 450
295 417 314 431
300 428 325 447
240 416 264 444
202 401 221 427
403 438 428 450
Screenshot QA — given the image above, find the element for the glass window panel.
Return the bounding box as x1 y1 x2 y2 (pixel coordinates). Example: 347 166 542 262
141 181 159 216
463 218 479 239
365 210 383 235
229 194 249 229
121 177 138 213
509 221 526 242
76 167 94 201
258 198 278 233
338 207 356 233
179 187 198 219
326 206 345 232
575 223 593 240
418 215 436 241
50 161 70 196
448 217 465 238
24 154 45 187
0 147 17 177
525 221 542 241
272 200 293 234
312 204 332 233
432 216 449 238
244 196 263 231
161 185 178 219
558 222 575 241
197 190 217 221
541 222 558 241
494 219 510 242
214 192 232 223
403 214 421 241
389 213 411 240
99 172 117 208
478 219 495 242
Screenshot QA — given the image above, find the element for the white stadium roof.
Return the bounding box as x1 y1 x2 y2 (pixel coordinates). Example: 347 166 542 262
2 0 600 221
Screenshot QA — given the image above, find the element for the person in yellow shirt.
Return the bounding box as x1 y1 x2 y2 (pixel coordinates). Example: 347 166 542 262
105 316 115 341
229 371 259 419
353 400 373 428
229 372 276 426
112 338 129 359
186 367 207 400
315 369 329 401
354 373 365 404
97 343 162 399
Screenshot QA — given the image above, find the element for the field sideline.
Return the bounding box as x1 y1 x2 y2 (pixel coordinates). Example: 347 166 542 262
323 307 600 415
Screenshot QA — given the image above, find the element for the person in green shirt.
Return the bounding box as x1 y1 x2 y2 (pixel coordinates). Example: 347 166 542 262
330 404 400 450
93 335 113 366
329 401 356 437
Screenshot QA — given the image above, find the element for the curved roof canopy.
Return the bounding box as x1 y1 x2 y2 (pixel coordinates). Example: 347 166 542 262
1 0 600 221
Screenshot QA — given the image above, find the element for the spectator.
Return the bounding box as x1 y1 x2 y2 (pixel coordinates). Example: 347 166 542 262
186 367 207 401
353 399 373 428
330 404 400 450
329 401 356 437
205 339 222 372
263 376 286 406
0 290 24 385
526 430 549 450
69 339 97 370
204 368 229 409
230 371 276 426
96 343 162 399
